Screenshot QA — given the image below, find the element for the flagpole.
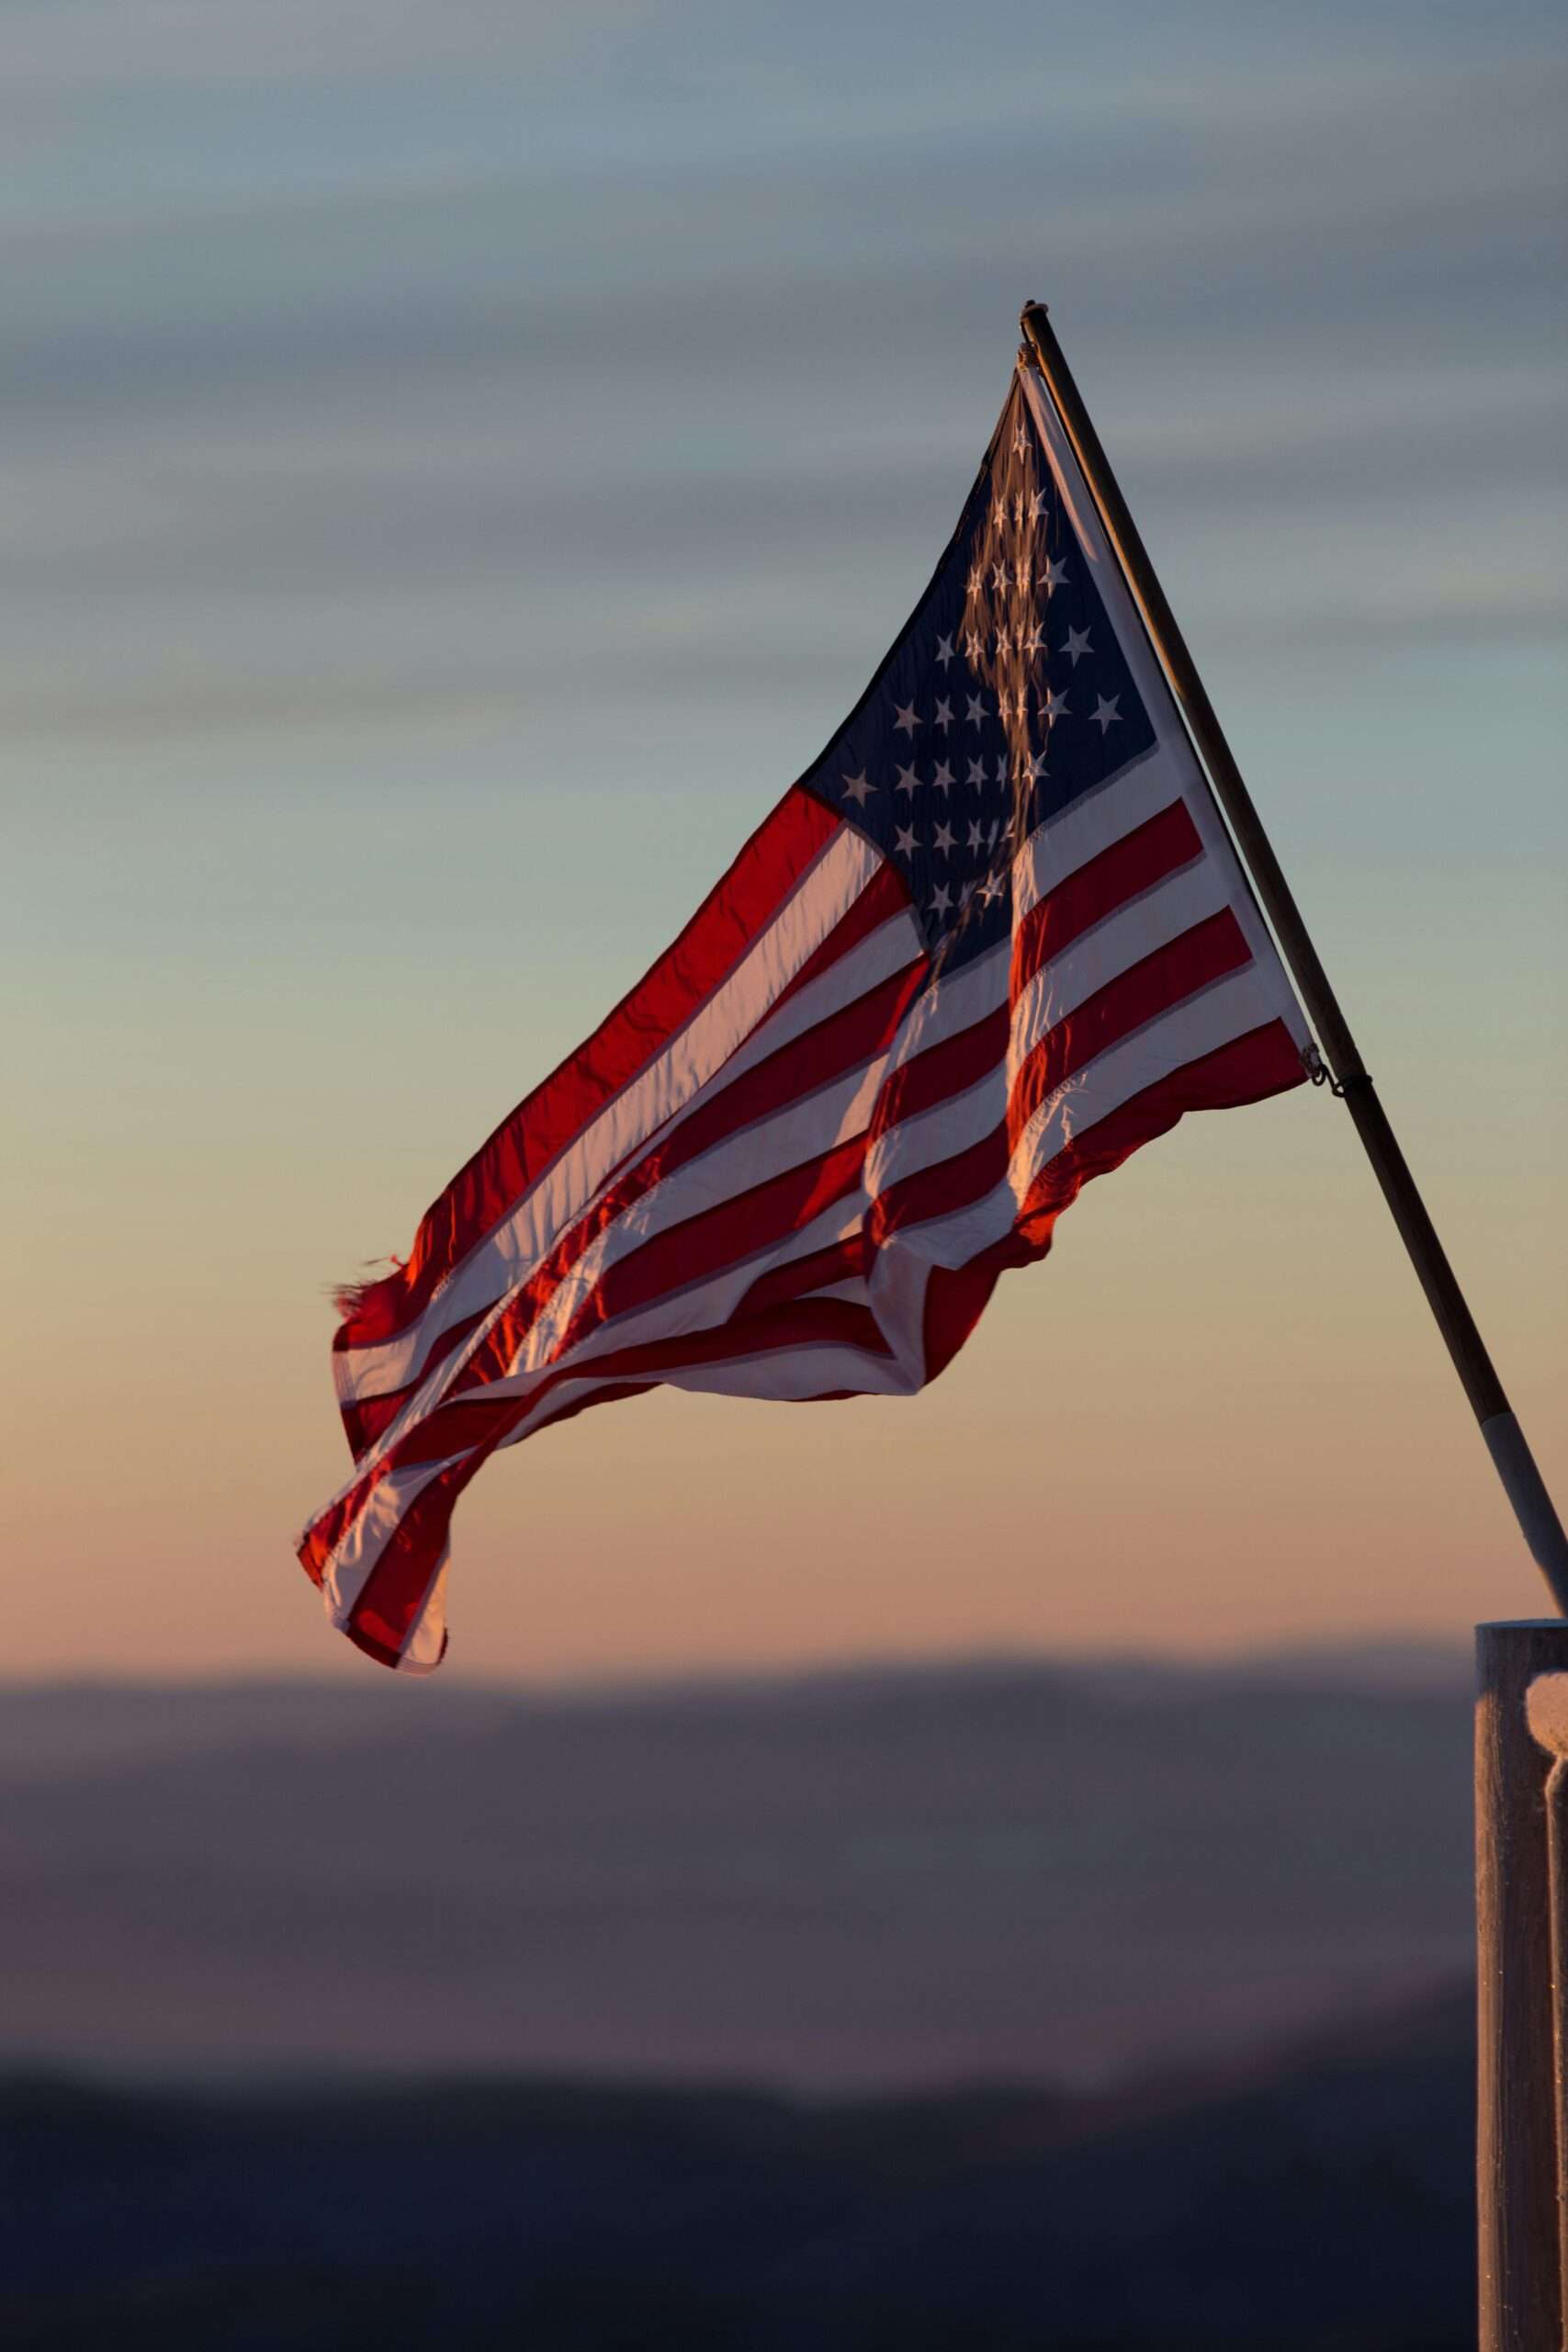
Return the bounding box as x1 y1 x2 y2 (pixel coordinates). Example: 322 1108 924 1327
1019 300 1568 1616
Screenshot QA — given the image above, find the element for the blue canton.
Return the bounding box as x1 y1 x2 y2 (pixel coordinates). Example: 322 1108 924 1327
800 376 1156 972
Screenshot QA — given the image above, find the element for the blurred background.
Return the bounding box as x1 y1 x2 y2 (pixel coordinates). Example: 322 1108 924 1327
3 0 1563 2342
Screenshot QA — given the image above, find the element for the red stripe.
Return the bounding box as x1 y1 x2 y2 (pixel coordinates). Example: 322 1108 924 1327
1010 799 1201 1001
872 1003 1010 1136
771 861 914 1012
1007 908 1250 1148
333 785 841 1354
736 1234 867 1316
870 1122 1008 1248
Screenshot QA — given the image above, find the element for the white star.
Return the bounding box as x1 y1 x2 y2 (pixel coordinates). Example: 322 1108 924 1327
994 755 1009 785
966 565 985 600
981 867 1006 902
1022 625 1045 660
966 757 987 787
1023 749 1049 783
932 820 955 854
933 696 953 731
930 882 953 916
1012 422 1030 459
1042 554 1069 594
934 633 955 670
840 770 874 807
966 818 985 850
1091 694 1122 734
959 879 976 908
931 760 953 795
1014 559 1032 592
1041 688 1069 724
987 818 1003 847
991 560 1010 594
894 701 921 737
895 822 918 855
1061 625 1092 666
1012 492 1026 527
1029 489 1047 524
965 693 987 728
964 628 985 662
895 763 920 797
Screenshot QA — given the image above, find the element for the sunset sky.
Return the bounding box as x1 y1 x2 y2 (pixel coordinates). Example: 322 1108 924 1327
6 0 1565 1682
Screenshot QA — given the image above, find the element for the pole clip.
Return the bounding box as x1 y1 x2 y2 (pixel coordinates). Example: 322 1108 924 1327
1303 1042 1373 1101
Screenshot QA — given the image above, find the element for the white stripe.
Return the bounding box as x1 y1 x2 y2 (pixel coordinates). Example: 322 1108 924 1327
1008 857 1229 1072
657 1340 921 1402
1012 741 1190 920
334 826 891 1408
683 905 919 1099
864 1058 1001 1202
394 1558 450 1674
795 1276 869 1306
516 1334 923 1436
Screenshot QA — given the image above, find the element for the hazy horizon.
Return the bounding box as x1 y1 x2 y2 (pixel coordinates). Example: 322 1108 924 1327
0 1623 1477 1698
0 1650 1472 2090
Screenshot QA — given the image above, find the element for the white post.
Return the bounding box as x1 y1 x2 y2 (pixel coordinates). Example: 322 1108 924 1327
1477 1620 1568 2348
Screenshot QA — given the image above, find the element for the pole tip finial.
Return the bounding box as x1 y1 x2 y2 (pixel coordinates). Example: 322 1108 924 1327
1020 300 1048 329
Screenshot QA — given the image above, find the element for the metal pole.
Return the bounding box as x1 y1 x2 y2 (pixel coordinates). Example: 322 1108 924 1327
1019 300 1568 1615
1477 1622 1568 2350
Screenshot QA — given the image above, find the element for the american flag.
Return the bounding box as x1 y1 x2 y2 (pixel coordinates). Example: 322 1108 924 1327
299 359 1311 1670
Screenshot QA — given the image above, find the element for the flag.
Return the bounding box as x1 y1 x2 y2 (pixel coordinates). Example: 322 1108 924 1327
298 357 1311 1670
